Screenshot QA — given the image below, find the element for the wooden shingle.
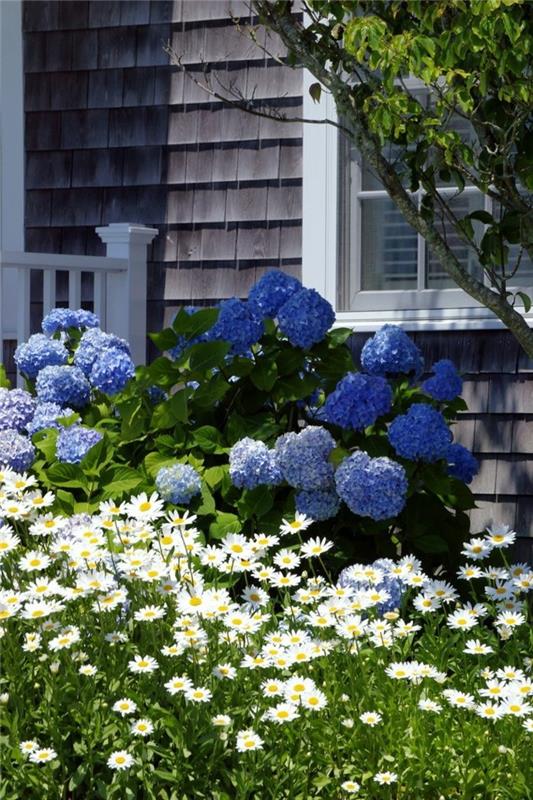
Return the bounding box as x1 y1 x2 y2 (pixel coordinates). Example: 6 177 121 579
97 27 137 69
226 187 268 222
72 149 123 187
57 1 89 31
50 71 89 110
236 226 280 260
88 69 124 108
27 152 73 189
123 147 163 186
136 24 171 67
25 112 61 150
60 110 109 149
473 418 513 454
123 68 156 106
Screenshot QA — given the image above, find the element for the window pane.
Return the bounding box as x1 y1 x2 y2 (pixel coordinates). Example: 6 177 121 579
508 244 533 283
426 192 484 288
361 198 418 290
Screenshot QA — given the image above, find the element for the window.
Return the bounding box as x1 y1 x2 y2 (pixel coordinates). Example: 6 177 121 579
302 71 533 331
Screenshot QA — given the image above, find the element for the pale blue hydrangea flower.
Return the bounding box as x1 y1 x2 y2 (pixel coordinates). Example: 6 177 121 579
446 443 478 484
247 270 302 318
321 372 392 431
74 328 130 376
90 348 135 395
422 359 463 402
0 429 35 471
56 425 103 464
295 488 341 520
210 298 264 356
14 334 68 380
388 403 452 462
277 287 335 349
36 365 90 409
275 426 335 490
155 463 202 504
229 438 282 489
361 325 424 377
335 451 408 520
0 388 36 433
42 308 99 335
26 402 75 436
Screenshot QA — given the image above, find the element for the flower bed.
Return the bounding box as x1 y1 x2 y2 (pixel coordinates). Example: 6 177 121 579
0 469 531 799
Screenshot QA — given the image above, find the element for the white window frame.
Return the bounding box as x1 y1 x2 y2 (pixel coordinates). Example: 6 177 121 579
302 69 533 331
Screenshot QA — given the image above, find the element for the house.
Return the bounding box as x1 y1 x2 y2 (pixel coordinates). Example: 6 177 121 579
0 0 532 554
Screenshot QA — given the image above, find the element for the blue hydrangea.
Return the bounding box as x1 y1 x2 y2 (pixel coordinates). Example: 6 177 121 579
0 429 35 471
42 307 99 335
229 437 282 489
295 488 341 521
361 325 424 377
321 372 393 431
90 348 135 395
36 365 90 409
247 270 302 318
210 298 264 356
422 359 463 402
155 463 202 504
147 386 167 404
335 451 408 520
74 328 130 376
26 402 75 436
0 388 36 433
446 443 479 484
275 426 335 490
388 403 452 462
339 558 405 613
14 334 68 380
56 425 103 464
277 288 335 349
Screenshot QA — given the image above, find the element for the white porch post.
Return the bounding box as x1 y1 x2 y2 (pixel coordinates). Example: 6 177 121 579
0 0 25 359
95 223 158 365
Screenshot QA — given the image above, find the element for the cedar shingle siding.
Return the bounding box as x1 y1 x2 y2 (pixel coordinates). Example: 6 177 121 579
21 1 532 550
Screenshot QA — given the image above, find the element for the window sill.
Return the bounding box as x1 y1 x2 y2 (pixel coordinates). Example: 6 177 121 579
334 306 533 332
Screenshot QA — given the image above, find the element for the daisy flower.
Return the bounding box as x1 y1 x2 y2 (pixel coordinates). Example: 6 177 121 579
18 551 51 572
374 771 397 785
107 750 134 771
0 528 20 556
485 525 516 548
20 741 38 755
463 639 494 655
134 605 166 622
185 686 212 703
236 729 264 752
360 711 382 726
79 664 97 676
301 689 328 710
128 654 158 674
265 702 299 723
124 492 164 521
29 748 57 764
131 719 154 737
112 698 137 717
212 714 232 727
418 698 442 713
280 512 313 536
341 781 360 794
165 675 193 695
446 610 478 631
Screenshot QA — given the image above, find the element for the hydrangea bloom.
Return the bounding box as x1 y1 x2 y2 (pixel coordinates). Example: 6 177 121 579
446 443 479 484
361 325 424 377
26 402 75 436
14 334 68 380
321 372 393 431
90 348 135 395
422 359 463 402
210 298 264 356
155 463 202 504
56 426 103 464
74 328 130 376
275 426 335 490
0 430 35 471
36 366 90 409
41 308 99 335
335 451 408 520
229 438 282 489
247 270 302 318
277 288 335 349
295 488 341 521
0 388 36 433
339 558 405 613
388 403 452 462
147 386 167 404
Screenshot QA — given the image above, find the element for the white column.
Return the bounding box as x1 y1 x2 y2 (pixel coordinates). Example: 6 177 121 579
0 0 24 354
95 223 158 365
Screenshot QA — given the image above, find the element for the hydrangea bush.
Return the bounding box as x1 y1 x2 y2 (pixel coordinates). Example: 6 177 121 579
0 472 531 799
0 274 480 566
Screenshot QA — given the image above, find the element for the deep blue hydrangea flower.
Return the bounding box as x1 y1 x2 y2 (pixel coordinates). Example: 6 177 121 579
247 270 302 318
335 451 408 520
0 430 35 471
155 463 202 504
361 325 424 377
321 372 393 431
147 386 167 404
388 402 452 462
56 425 103 464
74 328 130 376
90 347 135 395
26 402 75 436
36 365 90 409
277 288 335 349
446 443 479 484
275 426 335 490
229 437 282 489
295 488 341 521
42 307 100 335
210 298 264 356
14 334 68 380
339 558 405 613
422 359 463 402
0 388 36 433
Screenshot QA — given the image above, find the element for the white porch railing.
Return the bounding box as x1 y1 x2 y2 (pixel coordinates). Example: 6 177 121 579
0 223 158 375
